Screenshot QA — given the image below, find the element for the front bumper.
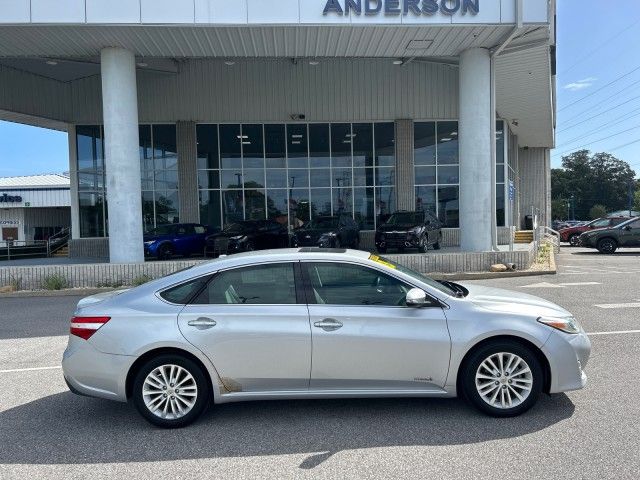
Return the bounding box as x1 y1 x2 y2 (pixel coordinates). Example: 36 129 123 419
542 330 591 393
376 233 420 249
62 335 135 402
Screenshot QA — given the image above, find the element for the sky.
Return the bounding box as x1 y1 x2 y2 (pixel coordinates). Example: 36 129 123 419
0 1 639 178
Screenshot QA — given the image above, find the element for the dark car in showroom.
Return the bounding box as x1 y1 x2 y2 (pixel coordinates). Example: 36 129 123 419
560 217 629 246
204 219 291 257
375 210 442 254
144 223 211 260
579 217 640 254
293 214 360 248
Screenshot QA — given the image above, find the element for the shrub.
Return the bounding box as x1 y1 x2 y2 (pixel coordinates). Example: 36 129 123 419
132 274 153 287
9 275 23 291
42 274 69 291
97 279 124 288
589 204 607 220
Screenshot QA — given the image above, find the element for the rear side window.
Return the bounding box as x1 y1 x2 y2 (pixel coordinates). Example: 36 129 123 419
193 263 297 305
194 225 206 234
159 276 211 304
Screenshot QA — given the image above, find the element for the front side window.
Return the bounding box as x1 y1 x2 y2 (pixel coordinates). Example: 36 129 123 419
194 263 296 305
591 219 610 228
305 262 411 306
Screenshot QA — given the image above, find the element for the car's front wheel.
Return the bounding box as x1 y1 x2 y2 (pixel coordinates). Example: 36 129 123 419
569 233 581 246
157 244 174 260
461 340 543 417
597 238 617 254
132 355 210 428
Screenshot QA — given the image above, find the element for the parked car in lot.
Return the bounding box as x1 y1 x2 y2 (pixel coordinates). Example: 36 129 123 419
560 217 629 246
293 214 360 248
62 248 590 427
204 220 290 257
375 210 442 253
579 217 640 254
144 223 211 260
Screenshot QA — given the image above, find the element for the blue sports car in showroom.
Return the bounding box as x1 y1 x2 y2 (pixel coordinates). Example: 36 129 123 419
144 223 213 260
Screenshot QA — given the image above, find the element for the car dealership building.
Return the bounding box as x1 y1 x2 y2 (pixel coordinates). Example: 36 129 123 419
0 0 555 263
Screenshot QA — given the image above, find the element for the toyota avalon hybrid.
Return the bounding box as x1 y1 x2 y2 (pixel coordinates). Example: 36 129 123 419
62 248 590 428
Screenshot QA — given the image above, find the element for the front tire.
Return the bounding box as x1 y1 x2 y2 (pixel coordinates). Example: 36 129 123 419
157 244 174 261
569 233 580 246
597 238 617 254
460 340 543 417
132 355 210 428
419 236 429 253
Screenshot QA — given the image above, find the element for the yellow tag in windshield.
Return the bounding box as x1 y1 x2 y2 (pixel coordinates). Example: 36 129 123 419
369 254 397 269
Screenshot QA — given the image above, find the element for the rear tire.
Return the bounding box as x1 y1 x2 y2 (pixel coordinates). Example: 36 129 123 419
419 236 429 253
132 354 210 428
460 340 543 417
597 238 617 254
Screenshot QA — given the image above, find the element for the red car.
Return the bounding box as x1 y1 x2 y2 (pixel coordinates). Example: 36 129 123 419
560 217 629 245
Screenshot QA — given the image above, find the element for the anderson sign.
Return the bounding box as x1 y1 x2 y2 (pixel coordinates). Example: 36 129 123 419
323 0 480 16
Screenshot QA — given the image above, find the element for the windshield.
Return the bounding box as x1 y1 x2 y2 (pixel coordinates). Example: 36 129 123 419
305 217 339 229
148 225 176 236
385 212 423 225
369 255 458 297
222 222 253 234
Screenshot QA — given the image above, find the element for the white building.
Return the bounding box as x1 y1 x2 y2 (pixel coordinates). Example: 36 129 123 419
0 0 555 262
0 174 71 244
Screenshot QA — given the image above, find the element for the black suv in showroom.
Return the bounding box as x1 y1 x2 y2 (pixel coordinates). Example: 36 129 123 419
293 214 361 249
375 210 443 254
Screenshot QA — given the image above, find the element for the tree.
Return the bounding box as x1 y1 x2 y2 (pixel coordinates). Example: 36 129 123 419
551 150 637 219
589 204 607 220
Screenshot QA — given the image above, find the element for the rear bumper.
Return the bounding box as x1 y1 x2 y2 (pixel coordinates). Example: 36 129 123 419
62 336 135 402
542 330 591 393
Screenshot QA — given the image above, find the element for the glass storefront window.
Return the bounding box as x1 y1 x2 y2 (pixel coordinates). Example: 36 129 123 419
414 120 508 228
76 126 106 237
196 122 396 232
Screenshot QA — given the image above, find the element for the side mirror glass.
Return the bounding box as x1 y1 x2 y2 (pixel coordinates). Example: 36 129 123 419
625 225 632 231
406 288 428 307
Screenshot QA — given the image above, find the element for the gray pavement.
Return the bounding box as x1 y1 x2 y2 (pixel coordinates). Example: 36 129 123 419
1 247 639 479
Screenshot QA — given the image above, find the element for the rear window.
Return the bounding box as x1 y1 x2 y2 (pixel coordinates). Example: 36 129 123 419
159 276 211 304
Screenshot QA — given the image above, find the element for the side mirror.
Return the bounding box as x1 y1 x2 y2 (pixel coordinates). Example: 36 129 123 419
406 288 428 307
625 225 632 231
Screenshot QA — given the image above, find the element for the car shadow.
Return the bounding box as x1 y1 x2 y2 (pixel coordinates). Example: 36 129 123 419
0 392 575 468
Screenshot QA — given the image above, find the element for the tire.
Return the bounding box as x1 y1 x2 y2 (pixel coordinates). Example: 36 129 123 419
333 238 341 249
132 354 210 428
569 234 580 246
433 241 441 251
460 340 543 417
352 235 360 249
419 236 429 253
245 241 255 252
597 238 617 254
157 244 174 261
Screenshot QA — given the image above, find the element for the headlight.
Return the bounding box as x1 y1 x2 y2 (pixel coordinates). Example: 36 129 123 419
230 235 247 242
538 316 581 334
319 233 336 240
144 241 155 246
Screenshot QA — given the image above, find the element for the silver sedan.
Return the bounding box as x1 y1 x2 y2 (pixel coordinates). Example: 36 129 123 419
62 248 591 428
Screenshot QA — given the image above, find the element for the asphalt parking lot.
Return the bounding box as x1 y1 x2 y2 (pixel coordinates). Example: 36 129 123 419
1 247 639 479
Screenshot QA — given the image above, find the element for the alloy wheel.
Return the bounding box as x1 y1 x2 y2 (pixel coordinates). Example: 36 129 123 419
142 364 198 420
475 352 533 409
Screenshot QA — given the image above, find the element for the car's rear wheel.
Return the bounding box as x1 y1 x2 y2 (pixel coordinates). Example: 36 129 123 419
132 355 210 428
597 238 617 254
569 233 581 246
461 340 542 417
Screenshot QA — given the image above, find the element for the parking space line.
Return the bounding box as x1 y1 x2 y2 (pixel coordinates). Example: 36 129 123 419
0 365 62 374
587 330 640 336
594 303 640 309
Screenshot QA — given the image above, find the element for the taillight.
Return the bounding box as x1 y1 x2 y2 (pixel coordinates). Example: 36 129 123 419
70 316 111 340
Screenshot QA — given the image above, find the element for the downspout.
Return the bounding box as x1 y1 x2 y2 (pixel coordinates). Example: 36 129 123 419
489 0 523 251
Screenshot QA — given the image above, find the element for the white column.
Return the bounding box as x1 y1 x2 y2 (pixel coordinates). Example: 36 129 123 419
67 124 81 240
459 48 492 252
100 47 144 263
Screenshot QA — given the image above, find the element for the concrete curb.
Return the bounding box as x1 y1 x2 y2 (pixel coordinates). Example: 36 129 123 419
0 287 118 298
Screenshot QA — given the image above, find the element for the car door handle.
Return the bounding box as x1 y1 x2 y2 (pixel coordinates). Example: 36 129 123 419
313 318 343 331
188 317 217 329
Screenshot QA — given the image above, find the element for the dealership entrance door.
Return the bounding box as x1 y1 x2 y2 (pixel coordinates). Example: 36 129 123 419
2 227 18 241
